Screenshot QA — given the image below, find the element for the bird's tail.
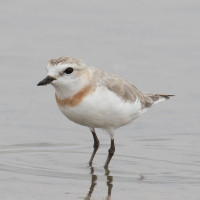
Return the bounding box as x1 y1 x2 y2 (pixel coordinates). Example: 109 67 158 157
147 94 175 105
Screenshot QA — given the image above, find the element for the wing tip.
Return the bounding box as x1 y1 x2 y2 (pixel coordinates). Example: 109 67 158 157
159 94 175 100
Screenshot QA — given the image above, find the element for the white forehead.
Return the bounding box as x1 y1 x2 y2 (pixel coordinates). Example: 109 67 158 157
46 56 87 76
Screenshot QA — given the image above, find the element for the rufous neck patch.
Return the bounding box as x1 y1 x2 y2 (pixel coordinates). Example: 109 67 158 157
55 85 93 107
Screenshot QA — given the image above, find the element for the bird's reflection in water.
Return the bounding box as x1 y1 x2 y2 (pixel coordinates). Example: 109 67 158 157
84 166 113 200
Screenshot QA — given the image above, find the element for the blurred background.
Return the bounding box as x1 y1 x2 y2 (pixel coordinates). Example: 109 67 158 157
0 0 200 199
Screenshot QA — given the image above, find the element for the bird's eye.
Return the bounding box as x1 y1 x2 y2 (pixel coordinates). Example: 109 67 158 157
64 67 74 74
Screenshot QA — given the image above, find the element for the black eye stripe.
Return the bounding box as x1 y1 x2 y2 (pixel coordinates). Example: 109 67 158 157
64 67 74 74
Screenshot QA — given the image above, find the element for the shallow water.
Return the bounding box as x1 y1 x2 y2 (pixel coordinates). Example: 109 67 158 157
1 0 200 199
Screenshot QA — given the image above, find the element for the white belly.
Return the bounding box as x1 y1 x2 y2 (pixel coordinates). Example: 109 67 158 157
57 87 143 129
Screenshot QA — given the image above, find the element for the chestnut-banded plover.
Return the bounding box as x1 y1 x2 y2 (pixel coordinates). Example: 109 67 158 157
37 56 174 168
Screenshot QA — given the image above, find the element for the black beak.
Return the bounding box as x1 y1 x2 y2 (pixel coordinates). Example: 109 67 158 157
37 76 56 86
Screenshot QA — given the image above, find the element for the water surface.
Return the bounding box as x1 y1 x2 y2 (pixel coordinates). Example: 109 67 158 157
0 0 200 199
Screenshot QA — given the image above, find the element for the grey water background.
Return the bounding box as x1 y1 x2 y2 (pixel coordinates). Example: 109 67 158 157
0 0 200 199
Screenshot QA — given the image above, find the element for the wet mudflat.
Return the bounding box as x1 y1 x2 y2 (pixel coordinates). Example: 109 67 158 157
0 0 200 199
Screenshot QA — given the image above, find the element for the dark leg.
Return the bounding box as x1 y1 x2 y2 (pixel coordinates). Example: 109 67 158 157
89 129 100 166
104 139 115 168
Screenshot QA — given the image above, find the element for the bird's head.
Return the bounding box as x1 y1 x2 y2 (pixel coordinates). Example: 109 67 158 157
37 56 91 98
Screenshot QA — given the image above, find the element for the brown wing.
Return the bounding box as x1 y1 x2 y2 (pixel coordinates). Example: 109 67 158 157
102 73 154 108
91 68 172 108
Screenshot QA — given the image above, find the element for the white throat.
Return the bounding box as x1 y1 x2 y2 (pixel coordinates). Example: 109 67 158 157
53 78 89 100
